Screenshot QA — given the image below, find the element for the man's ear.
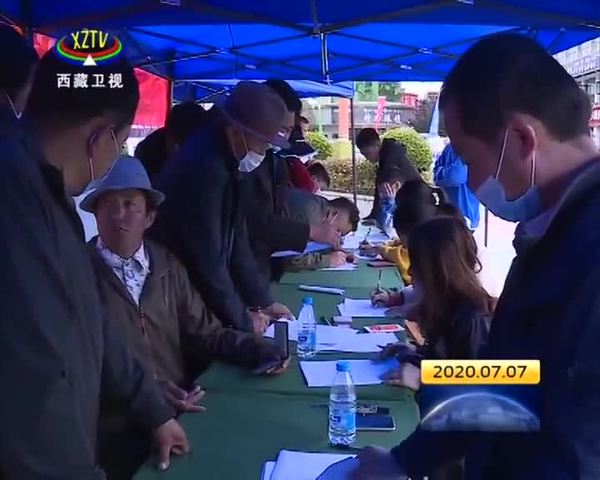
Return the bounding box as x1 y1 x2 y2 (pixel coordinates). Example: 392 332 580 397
145 209 157 230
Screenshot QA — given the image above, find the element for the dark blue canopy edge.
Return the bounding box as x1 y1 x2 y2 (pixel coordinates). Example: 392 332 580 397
2 1 599 81
173 79 354 102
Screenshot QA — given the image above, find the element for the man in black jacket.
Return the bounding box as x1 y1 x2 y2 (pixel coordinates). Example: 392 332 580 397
0 38 187 479
246 79 340 283
357 128 421 222
347 34 600 480
149 81 293 334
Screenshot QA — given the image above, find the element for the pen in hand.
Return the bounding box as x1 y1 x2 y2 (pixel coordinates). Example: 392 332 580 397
376 270 383 293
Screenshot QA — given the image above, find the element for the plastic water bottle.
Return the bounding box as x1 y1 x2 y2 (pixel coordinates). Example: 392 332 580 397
328 361 356 446
380 198 395 236
297 296 317 358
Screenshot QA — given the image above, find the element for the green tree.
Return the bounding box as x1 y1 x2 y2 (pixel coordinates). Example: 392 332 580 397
305 131 333 160
383 127 433 174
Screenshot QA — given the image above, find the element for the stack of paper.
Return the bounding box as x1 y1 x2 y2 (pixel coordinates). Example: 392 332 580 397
320 263 357 272
338 298 388 318
300 358 400 387
340 234 361 251
264 322 397 353
262 450 356 480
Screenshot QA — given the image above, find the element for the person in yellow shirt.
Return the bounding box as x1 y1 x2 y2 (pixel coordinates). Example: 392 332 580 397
361 179 461 285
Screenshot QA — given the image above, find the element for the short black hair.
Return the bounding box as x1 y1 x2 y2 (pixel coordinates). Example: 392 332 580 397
165 101 209 145
0 24 38 96
356 128 380 149
440 34 591 143
135 128 167 180
264 79 302 114
298 115 309 125
307 162 331 188
393 179 461 236
26 48 139 131
329 196 360 232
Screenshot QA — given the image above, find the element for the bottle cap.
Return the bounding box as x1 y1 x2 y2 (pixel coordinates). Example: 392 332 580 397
336 360 351 372
302 296 314 306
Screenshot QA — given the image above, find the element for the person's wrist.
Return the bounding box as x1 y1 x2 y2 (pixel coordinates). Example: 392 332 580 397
390 292 404 306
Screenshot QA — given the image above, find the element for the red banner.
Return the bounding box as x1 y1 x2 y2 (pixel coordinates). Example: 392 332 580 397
32 33 169 129
374 96 387 131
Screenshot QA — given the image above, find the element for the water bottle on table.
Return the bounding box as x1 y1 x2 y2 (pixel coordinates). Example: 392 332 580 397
329 360 356 446
297 296 317 358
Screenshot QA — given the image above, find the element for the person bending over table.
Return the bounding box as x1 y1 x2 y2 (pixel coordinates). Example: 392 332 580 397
372 217 494 390
271 192 360 278
82 157 288 479
148 82 294 334
362 179 461 287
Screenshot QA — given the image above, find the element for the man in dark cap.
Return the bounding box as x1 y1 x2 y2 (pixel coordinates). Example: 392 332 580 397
245 79 341 284
149 81 293 334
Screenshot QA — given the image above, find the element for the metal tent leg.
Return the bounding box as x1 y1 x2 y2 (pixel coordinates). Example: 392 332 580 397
350 97 357 205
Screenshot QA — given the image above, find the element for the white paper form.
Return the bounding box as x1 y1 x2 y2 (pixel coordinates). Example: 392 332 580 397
270 450 355 480
338 299 388 318
261 461 276 480
299 358 399 387
320 263 357 272
264 323 397 353
265 323 357 345
318 332 399 353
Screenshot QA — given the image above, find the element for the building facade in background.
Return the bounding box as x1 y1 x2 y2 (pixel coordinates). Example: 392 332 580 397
555 38 600 146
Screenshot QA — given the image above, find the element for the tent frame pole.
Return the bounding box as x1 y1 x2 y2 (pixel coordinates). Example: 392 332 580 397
484 208 489 247
350 97 357 205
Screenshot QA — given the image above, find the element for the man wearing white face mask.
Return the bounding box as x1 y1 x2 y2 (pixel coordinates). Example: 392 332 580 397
149 81 295 334
344 34 600 480
0 44 189 479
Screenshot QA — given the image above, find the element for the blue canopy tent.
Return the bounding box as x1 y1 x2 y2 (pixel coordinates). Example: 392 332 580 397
3 1 599 83
3 0 598 241
173 79 354 102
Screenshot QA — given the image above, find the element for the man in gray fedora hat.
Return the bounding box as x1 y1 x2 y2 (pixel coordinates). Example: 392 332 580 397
82 156 288 478
148 81 294 334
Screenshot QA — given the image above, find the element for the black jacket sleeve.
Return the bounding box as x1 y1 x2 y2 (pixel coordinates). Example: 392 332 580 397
246 155 310 253
166 165 252 331
230 216 274 308
100 309 174 430
175 258 281 369
0 140 103 480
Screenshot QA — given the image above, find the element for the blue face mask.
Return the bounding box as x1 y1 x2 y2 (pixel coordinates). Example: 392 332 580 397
475 129 542 223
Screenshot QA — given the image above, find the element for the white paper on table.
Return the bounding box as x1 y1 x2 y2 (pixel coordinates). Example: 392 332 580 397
270 450 355 480
320 263 357 272
316 457 360 480
353 252 382 261
271 242 331 258
340 234 361 251
265 323 357 345
299 358 399 387
318 332 399 353
338 299 388 318
261 461 276 480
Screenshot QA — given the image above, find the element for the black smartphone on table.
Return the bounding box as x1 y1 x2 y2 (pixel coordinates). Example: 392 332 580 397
253 321 289 375
356 414 396 431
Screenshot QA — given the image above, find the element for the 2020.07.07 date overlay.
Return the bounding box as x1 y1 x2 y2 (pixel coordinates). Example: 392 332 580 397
421 360 541 385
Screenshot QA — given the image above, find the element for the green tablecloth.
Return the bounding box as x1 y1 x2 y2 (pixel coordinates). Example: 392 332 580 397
136 259 418 480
